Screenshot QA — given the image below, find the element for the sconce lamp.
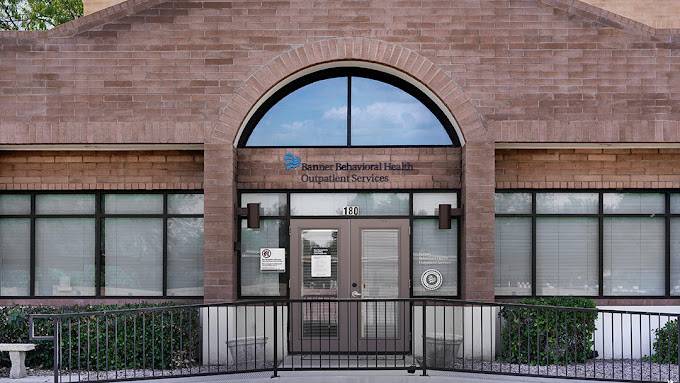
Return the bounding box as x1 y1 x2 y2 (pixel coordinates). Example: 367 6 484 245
238 203 260 229
438 204 451 229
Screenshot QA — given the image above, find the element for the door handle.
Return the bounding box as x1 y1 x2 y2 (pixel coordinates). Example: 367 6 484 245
351 290 362 298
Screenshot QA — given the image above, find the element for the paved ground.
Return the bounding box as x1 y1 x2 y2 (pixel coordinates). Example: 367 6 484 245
0 370 628 383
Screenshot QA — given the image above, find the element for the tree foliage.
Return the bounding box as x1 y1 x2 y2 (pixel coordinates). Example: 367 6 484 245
1 0 82 30
651 319 679 364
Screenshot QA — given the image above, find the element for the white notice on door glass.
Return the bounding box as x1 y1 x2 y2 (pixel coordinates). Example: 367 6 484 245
260 248 286 272
311 255 332 277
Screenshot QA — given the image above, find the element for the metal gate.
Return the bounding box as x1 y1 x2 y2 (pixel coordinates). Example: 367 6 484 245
29 299 680 382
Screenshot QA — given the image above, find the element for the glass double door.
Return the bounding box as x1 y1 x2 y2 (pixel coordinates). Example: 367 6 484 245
289 219 410 353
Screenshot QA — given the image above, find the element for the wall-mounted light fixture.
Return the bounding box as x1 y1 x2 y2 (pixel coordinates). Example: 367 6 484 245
237 203 261 229
438 204 451 229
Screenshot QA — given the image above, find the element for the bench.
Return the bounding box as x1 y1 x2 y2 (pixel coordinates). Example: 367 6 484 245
0 343 36 379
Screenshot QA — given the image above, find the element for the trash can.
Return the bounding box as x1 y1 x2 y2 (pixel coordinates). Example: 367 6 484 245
425 333 462 369
226 336 268 369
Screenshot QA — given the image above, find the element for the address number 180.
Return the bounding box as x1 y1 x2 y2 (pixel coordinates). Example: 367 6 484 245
342 206 359 216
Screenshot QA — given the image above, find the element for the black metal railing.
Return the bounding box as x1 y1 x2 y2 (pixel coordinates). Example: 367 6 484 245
28 299 680 382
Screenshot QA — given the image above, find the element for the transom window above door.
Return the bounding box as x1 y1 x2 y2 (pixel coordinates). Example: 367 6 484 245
239 68 460 147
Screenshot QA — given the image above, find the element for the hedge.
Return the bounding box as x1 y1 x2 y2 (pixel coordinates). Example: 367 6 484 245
651 319 679 364
499 297 598 365
0 304 200 371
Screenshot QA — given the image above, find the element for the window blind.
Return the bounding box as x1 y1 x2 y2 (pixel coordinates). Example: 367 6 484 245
495 217 532 295
604 217 664 296
536 217 598 296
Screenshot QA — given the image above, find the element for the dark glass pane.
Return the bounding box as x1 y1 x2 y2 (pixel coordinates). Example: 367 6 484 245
350 77 452 146
240 219 287 296
241 193 287 216
246 77 348 146
168 194 204 214
290 192 408 216
495 217 532 296
105 194 163 214
36 194 95 215
0 195 30 215
603 193 664 214
536 193 598 214
35 218 95 296
104 218 163 296
413 192 457 216
167 218 204 296
0 218 30 296
604 217 664 296
495 193 531 214
536 217 598 296
412 219 457 296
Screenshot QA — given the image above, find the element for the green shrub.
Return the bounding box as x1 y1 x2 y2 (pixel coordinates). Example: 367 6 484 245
651 319 679 364
0 305 59 369
0 304 200 371
499 297 598 365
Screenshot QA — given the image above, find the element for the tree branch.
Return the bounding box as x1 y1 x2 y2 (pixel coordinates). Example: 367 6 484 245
0 2 21 29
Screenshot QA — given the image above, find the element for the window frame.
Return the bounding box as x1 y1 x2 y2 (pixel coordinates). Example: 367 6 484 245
495 189 674 299
237 67 461 148
0 190 204 299
237 189 461 300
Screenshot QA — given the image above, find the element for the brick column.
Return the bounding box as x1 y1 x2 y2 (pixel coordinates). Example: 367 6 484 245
203 143 237 302
460 141 495 301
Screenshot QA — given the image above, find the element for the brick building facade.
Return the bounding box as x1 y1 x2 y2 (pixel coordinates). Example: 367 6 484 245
1 0 679 307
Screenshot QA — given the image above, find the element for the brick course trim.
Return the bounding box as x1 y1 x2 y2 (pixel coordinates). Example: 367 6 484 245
0 150 203 190
497 148 680 189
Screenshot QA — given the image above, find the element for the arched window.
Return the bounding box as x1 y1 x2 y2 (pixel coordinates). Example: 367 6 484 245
239 68 460 147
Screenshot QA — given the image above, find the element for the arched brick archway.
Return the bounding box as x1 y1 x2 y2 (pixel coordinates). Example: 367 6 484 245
210 37 489 146
203 38 496 302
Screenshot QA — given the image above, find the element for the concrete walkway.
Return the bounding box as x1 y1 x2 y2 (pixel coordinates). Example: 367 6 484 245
134 370 628 383
0 370 629 383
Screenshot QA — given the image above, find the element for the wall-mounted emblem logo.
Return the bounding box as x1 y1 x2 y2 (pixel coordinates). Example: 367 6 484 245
421 269 443 291
283 152 301 170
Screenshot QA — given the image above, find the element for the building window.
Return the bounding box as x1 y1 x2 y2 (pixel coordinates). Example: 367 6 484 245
0 195 31 296
240 219 288 297
238 191 459 298
494 193 532 296
535 193 598 296
412 192 458 297
536 216 598 296
671 195 680 295
35 194 96 296
104 194 164 296
603 193 665 296
290 192 409 216
239 193 288 297
496 191 673 298
167 193 204 296
495 217 532 296
239 68 459 147
412 193 457 216
0 191 203 298
412 219 458 296
167 218 204 296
